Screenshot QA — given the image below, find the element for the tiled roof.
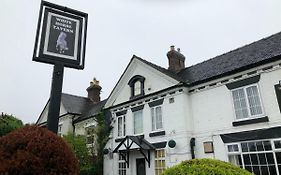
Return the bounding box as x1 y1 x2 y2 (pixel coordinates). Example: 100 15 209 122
137 32 281 86
178 32 281 85
61 93 107 123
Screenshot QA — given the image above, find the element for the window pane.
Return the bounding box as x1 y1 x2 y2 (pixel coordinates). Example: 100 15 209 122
242 142 249 152
263 141 272 151
269 165 277 174
243 154 251 165
275 140 281 149
118 117 122 136
246 86 262 116
134 110 143 134
249 142 257 152
250 154 258 165
151 108 155 131
252 166 261 175
259 153 266 164
232 89 248 119
256 141 264 151
266 153 274 164
123 116 126 136
134 81 141 95
275 152 281 164
156 107 163 129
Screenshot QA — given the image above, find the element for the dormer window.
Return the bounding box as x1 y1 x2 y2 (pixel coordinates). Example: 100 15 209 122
128 75 145 99
134 81 141 95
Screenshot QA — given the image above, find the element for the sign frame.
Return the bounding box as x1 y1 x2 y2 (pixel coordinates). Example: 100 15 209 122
33 1 88 69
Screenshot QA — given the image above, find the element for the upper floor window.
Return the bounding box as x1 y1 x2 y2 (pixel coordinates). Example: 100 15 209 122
117 115 126 137
133 110 143 135
85 125 96 144
128 75 145 99
134 81 141 96
231 84 263 120
151 106 163 131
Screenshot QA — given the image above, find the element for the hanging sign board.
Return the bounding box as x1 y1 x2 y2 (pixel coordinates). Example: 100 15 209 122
33 1 88 69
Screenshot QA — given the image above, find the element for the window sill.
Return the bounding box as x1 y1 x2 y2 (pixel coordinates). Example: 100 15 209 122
232 116 269 127
149 130 166 137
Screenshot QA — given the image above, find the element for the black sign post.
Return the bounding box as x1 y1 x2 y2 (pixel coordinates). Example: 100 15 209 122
33 1 88 133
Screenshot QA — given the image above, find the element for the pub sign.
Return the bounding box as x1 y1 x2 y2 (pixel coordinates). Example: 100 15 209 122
33 1 88 69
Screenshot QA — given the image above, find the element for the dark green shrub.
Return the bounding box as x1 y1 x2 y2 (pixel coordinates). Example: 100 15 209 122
0 113 23 136
0 126 79 175
162 158 252 175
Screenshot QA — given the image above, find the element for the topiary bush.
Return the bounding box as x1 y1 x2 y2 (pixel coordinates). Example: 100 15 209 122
0 126 79 175
162 158 253 175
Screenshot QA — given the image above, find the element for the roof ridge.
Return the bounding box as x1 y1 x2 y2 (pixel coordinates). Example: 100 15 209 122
133 55 183 82
62 92 88 99
180 32 281 72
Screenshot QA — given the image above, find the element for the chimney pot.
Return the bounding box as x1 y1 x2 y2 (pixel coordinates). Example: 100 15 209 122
87 77 102 103
167 46 186 73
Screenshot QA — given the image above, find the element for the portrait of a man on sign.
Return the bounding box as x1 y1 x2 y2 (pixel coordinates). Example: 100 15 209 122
43 11 80 60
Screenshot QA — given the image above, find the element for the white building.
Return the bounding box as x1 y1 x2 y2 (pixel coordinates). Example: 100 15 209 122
36 79 108 146
103 32 281 175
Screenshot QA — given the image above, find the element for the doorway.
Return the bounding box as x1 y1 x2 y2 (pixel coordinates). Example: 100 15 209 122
136 158 146 175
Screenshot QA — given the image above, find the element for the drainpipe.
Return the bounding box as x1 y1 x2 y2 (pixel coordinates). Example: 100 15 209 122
190 137 196 159
72 115 76 134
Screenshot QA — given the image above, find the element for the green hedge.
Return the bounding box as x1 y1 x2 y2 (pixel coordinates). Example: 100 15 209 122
162 158 253 175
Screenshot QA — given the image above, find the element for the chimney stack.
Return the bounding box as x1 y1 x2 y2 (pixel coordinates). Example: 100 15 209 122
167 45 186 73
87 78 101 103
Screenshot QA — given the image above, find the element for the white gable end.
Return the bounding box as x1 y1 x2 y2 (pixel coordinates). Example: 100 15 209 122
105 57 180 108
36 101 67 125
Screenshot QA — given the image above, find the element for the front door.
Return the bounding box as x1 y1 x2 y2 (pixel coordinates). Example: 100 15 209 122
136 158 146 175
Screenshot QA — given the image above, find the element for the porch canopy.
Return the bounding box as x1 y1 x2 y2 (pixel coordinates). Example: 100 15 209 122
113 135 155 168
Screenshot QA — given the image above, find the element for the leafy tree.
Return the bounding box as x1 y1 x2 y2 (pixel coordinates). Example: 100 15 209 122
0 113 23 137
95 111 112 175
64 111 111 175
63 133 96 174
162 158 252 175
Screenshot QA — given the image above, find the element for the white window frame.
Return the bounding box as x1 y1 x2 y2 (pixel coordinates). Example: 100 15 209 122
226 138 281 175
134 81 141 96
118 154 126 175
151 106 163 132
231 83 264 121
155 149 166 175
133 110 143 135
117 115 126 138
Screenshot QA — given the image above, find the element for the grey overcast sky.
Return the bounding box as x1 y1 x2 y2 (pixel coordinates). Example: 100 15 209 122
1 0 281 124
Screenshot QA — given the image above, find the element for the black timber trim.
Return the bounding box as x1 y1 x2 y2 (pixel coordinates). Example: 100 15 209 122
274 84 281 113
220 126 281 143
116 110 127 116
149 131 166 137
226 75 260 90
148 99 164 107
115 137 125 142
131 105 145 112
115 135 145 142
232 116 269 126
152 141 167 149
188 55 281 87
